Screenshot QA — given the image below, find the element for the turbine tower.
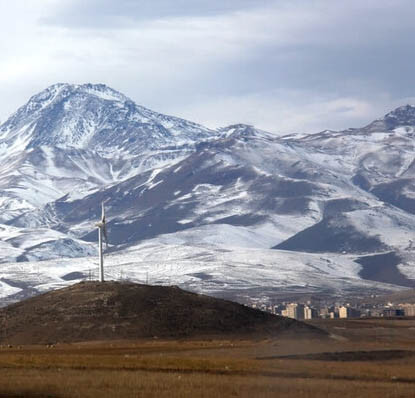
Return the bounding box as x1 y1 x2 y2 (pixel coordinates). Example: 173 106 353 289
96 202 108 282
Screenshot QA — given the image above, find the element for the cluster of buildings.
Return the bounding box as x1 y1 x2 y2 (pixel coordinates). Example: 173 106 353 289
250 301 415 320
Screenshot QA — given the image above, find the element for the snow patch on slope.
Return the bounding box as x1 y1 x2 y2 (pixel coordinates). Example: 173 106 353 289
0 243 404 305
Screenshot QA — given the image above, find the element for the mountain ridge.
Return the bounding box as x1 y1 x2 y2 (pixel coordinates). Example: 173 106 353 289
0 83 216 154
0 84 414 303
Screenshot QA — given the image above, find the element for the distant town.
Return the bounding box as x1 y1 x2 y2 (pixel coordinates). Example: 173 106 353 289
247 300 415 320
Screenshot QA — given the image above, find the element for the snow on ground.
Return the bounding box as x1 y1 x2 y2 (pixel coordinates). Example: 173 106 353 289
0 242 406 304
0 280 21 298
397 252 415 279
156 219 319 250
346 207 415 251
0 124 34 158
0 224 97 263
156 224 277 249
0 240 23 262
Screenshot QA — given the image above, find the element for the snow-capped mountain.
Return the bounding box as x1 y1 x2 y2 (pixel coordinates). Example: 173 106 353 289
0 83 216 220
0 84 415 304
0 83 214 153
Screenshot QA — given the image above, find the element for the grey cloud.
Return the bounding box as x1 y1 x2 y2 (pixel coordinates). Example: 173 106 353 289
41 0 273 28
217 0 415 101
2 0 415 135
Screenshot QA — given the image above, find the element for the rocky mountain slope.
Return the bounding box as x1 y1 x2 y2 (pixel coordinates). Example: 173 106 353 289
0 84 414 303
0 83 215 220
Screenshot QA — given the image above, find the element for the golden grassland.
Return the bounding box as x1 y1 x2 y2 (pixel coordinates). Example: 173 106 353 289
0 318 415 397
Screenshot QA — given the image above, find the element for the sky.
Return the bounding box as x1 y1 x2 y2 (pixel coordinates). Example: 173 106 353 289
1 0 415 134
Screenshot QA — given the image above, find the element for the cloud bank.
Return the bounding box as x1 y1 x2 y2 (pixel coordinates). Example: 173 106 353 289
1 0 414 133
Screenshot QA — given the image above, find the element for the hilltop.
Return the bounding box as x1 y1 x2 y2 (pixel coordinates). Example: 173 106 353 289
0 281 326 344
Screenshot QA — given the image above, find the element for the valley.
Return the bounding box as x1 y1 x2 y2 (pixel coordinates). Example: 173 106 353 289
0 317 414 397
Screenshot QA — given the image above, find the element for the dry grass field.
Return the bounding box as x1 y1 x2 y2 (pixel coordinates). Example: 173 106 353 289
0 317 415 397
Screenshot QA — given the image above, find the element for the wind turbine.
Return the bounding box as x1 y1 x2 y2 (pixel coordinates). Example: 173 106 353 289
96 201 108 282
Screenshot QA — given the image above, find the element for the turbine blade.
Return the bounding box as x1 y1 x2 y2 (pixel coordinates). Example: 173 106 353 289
101 202 105 223
103 224 108 249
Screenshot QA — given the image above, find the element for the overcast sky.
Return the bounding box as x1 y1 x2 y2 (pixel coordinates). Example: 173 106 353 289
1 0 415 134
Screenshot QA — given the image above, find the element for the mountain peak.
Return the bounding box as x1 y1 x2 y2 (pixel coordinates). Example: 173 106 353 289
27 83 130 110
218 124 254 136
0 83 214 154
218 124 274 140
383 104 415 130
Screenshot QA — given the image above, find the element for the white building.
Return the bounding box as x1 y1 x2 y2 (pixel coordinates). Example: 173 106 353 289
285 303 305 320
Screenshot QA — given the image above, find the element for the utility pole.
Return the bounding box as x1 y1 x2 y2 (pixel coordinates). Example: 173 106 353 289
98 224 104 282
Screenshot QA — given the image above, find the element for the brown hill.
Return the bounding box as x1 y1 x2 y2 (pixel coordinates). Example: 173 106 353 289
0 281 326 344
